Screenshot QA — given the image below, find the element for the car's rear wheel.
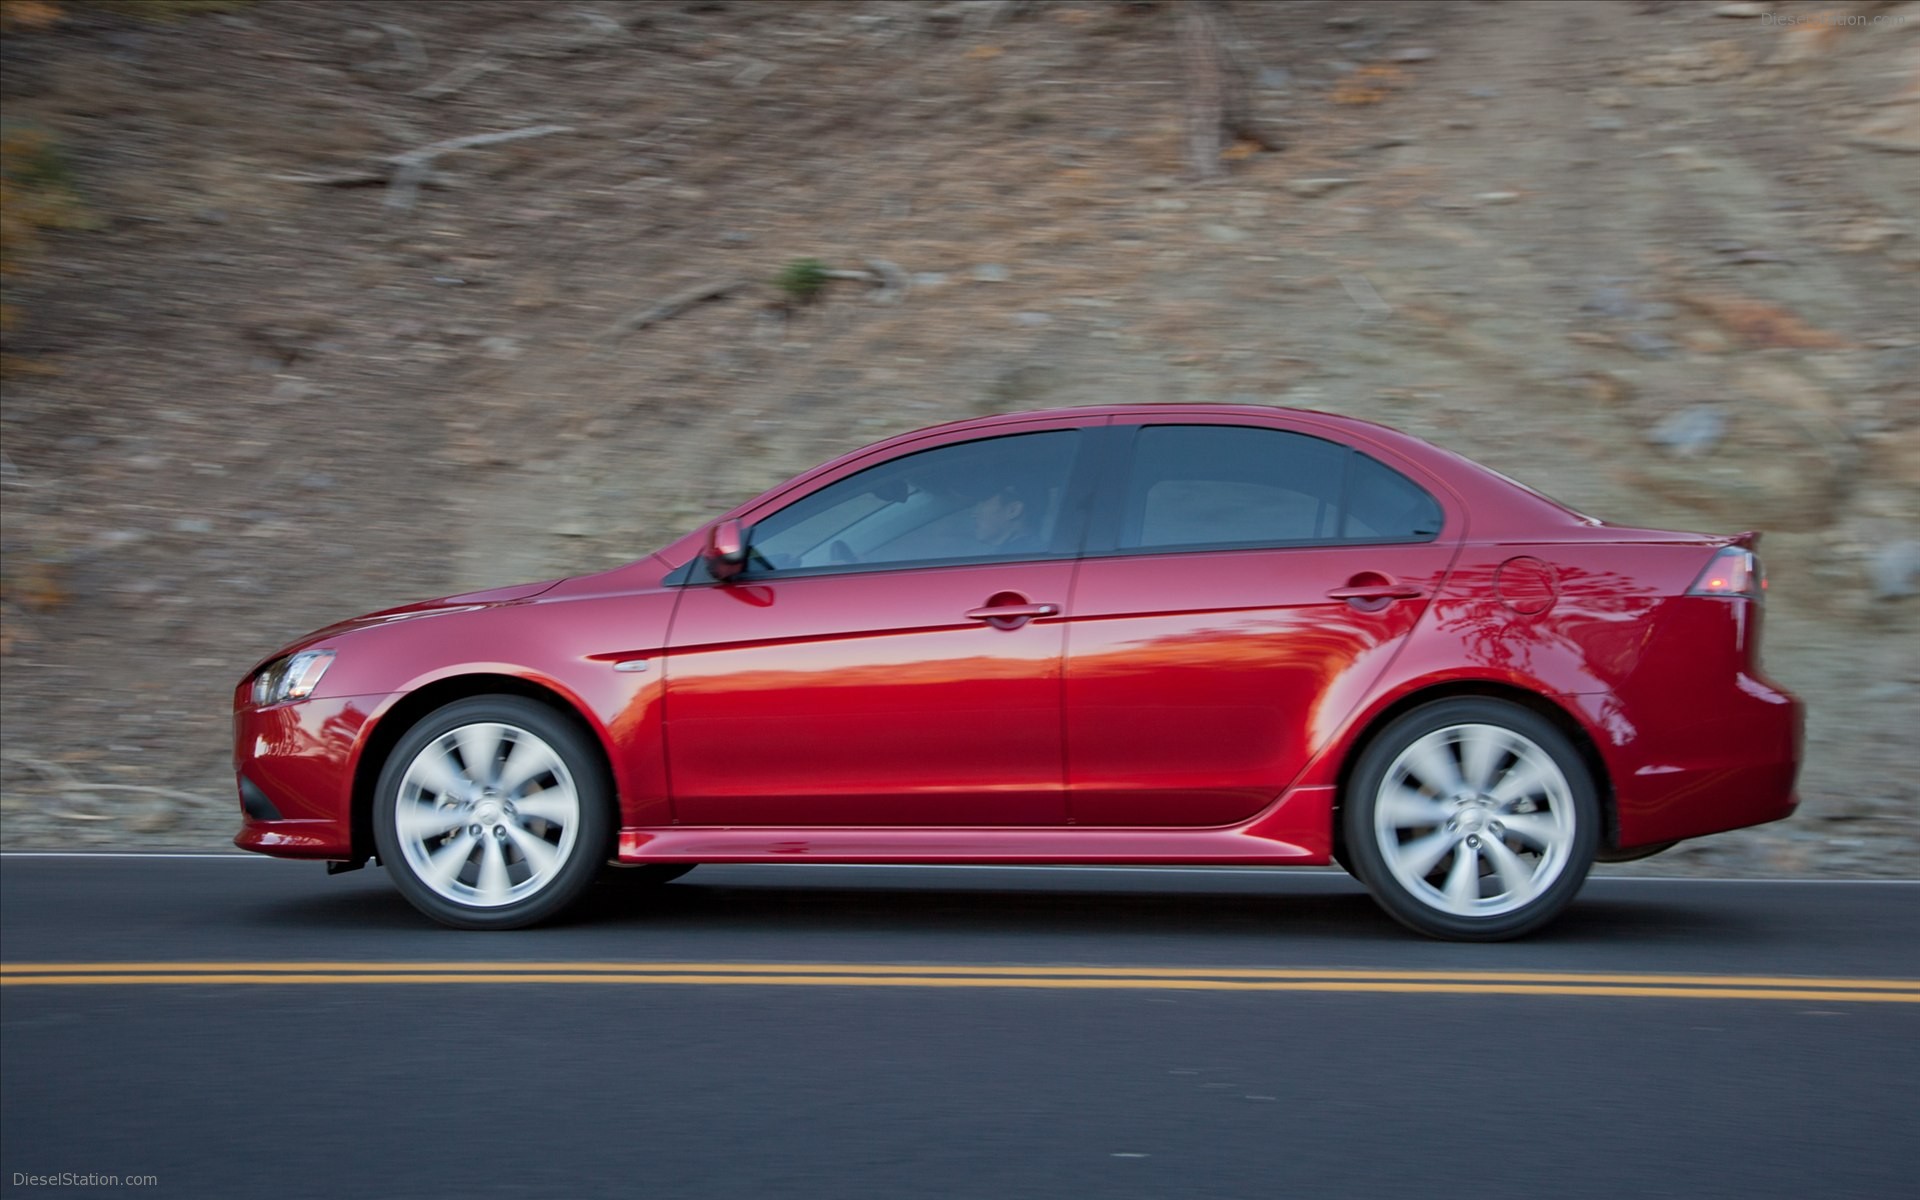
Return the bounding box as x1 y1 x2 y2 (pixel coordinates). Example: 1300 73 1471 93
1343 698 1598 941
373 696 613 930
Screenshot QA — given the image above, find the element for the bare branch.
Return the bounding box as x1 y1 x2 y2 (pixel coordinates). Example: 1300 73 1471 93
605 278 742 338
375 23 428 74
384 124 574 212
412 55 500 101
866 258 910 304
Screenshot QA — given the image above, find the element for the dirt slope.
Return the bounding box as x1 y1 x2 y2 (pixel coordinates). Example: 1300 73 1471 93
2 0 1915 873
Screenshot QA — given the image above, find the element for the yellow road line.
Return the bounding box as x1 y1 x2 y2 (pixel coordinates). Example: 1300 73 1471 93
0 974 1916 1001
1 962 1917 1001
4 961 1918 991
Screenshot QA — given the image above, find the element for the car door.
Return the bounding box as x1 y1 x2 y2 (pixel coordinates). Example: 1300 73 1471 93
664 423 1097 827
1064 419 1461 827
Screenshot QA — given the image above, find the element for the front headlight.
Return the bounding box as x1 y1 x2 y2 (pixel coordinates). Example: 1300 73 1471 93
250 650 335 706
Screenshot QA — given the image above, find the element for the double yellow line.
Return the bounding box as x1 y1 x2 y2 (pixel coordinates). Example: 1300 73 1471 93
3 961 1919 1002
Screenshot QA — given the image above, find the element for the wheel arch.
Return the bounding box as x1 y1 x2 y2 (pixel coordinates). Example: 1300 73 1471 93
1329 681 1618 863
349 674 617 862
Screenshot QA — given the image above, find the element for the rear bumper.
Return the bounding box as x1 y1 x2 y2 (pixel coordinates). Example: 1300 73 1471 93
1578 598 1804 848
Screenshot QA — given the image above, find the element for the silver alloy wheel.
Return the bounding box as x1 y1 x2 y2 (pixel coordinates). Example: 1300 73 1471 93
392 721 581 909
1371 722 1577 918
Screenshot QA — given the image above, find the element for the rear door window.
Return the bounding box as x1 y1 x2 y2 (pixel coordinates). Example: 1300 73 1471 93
1107 425 1441 554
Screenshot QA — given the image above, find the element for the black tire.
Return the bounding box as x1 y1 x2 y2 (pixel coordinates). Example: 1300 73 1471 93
373 695 614 930
1342 698 1598 941
1331 841 1359 878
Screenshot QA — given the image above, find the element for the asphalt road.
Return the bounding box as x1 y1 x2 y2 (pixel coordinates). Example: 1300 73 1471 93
2 856 1916 1200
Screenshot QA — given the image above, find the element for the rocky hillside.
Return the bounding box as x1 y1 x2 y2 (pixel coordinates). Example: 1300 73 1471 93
1 0 1915 873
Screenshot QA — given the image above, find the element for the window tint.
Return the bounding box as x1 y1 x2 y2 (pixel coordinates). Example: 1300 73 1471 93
1346 451 1444 540
747 430 1081 574
1115 425 1440 552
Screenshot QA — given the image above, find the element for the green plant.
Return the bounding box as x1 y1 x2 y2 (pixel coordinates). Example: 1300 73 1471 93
1 125 98 340
776 257 829 305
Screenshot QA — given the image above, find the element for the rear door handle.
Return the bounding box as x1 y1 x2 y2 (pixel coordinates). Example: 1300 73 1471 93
1327 584 1424 601
964 603 1059 621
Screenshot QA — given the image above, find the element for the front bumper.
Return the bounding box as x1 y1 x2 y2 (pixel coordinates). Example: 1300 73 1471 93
231 692 389 860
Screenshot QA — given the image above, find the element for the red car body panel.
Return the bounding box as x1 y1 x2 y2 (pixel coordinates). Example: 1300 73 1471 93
233 404 1801 868
664 559 1076 826
1062 542 1459 826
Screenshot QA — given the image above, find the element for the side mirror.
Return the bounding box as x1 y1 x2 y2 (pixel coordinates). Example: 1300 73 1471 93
704 519 749 581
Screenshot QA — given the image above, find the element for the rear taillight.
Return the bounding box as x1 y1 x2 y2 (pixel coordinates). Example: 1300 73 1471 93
1689 546 1765 599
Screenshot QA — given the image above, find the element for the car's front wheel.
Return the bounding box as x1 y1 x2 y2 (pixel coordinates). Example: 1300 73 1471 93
1343 698 1598 941
373 696 613 930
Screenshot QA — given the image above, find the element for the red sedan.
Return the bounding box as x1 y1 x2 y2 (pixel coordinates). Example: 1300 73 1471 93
233 405 1801 939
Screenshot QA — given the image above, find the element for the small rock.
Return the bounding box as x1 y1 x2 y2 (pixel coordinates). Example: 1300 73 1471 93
1582 286 1637 318
1588 116 1626 132
971 263 1011 283
171 518 213 535
1713 2 1763 15
1258 66 1291 89
1011 312 1052 327
192 208 228 225
300 472 335 491
1869 541 1920 599
128 807 179 834
1622 330 1677 358
1325 13 1363 28
1287 177 1357 198
1649 406 1726 457
1391 47 1436 63
96 529 148 548
551 522 591 538
1203 224 1249 243
271 376 319 401
1467 86 1501 100
720 230 753 244
1140 176 1177 192
911 272 949 288
1152 198 1190 212
480 336 522 359
1444 117 1478 129
1476 191 1520 205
